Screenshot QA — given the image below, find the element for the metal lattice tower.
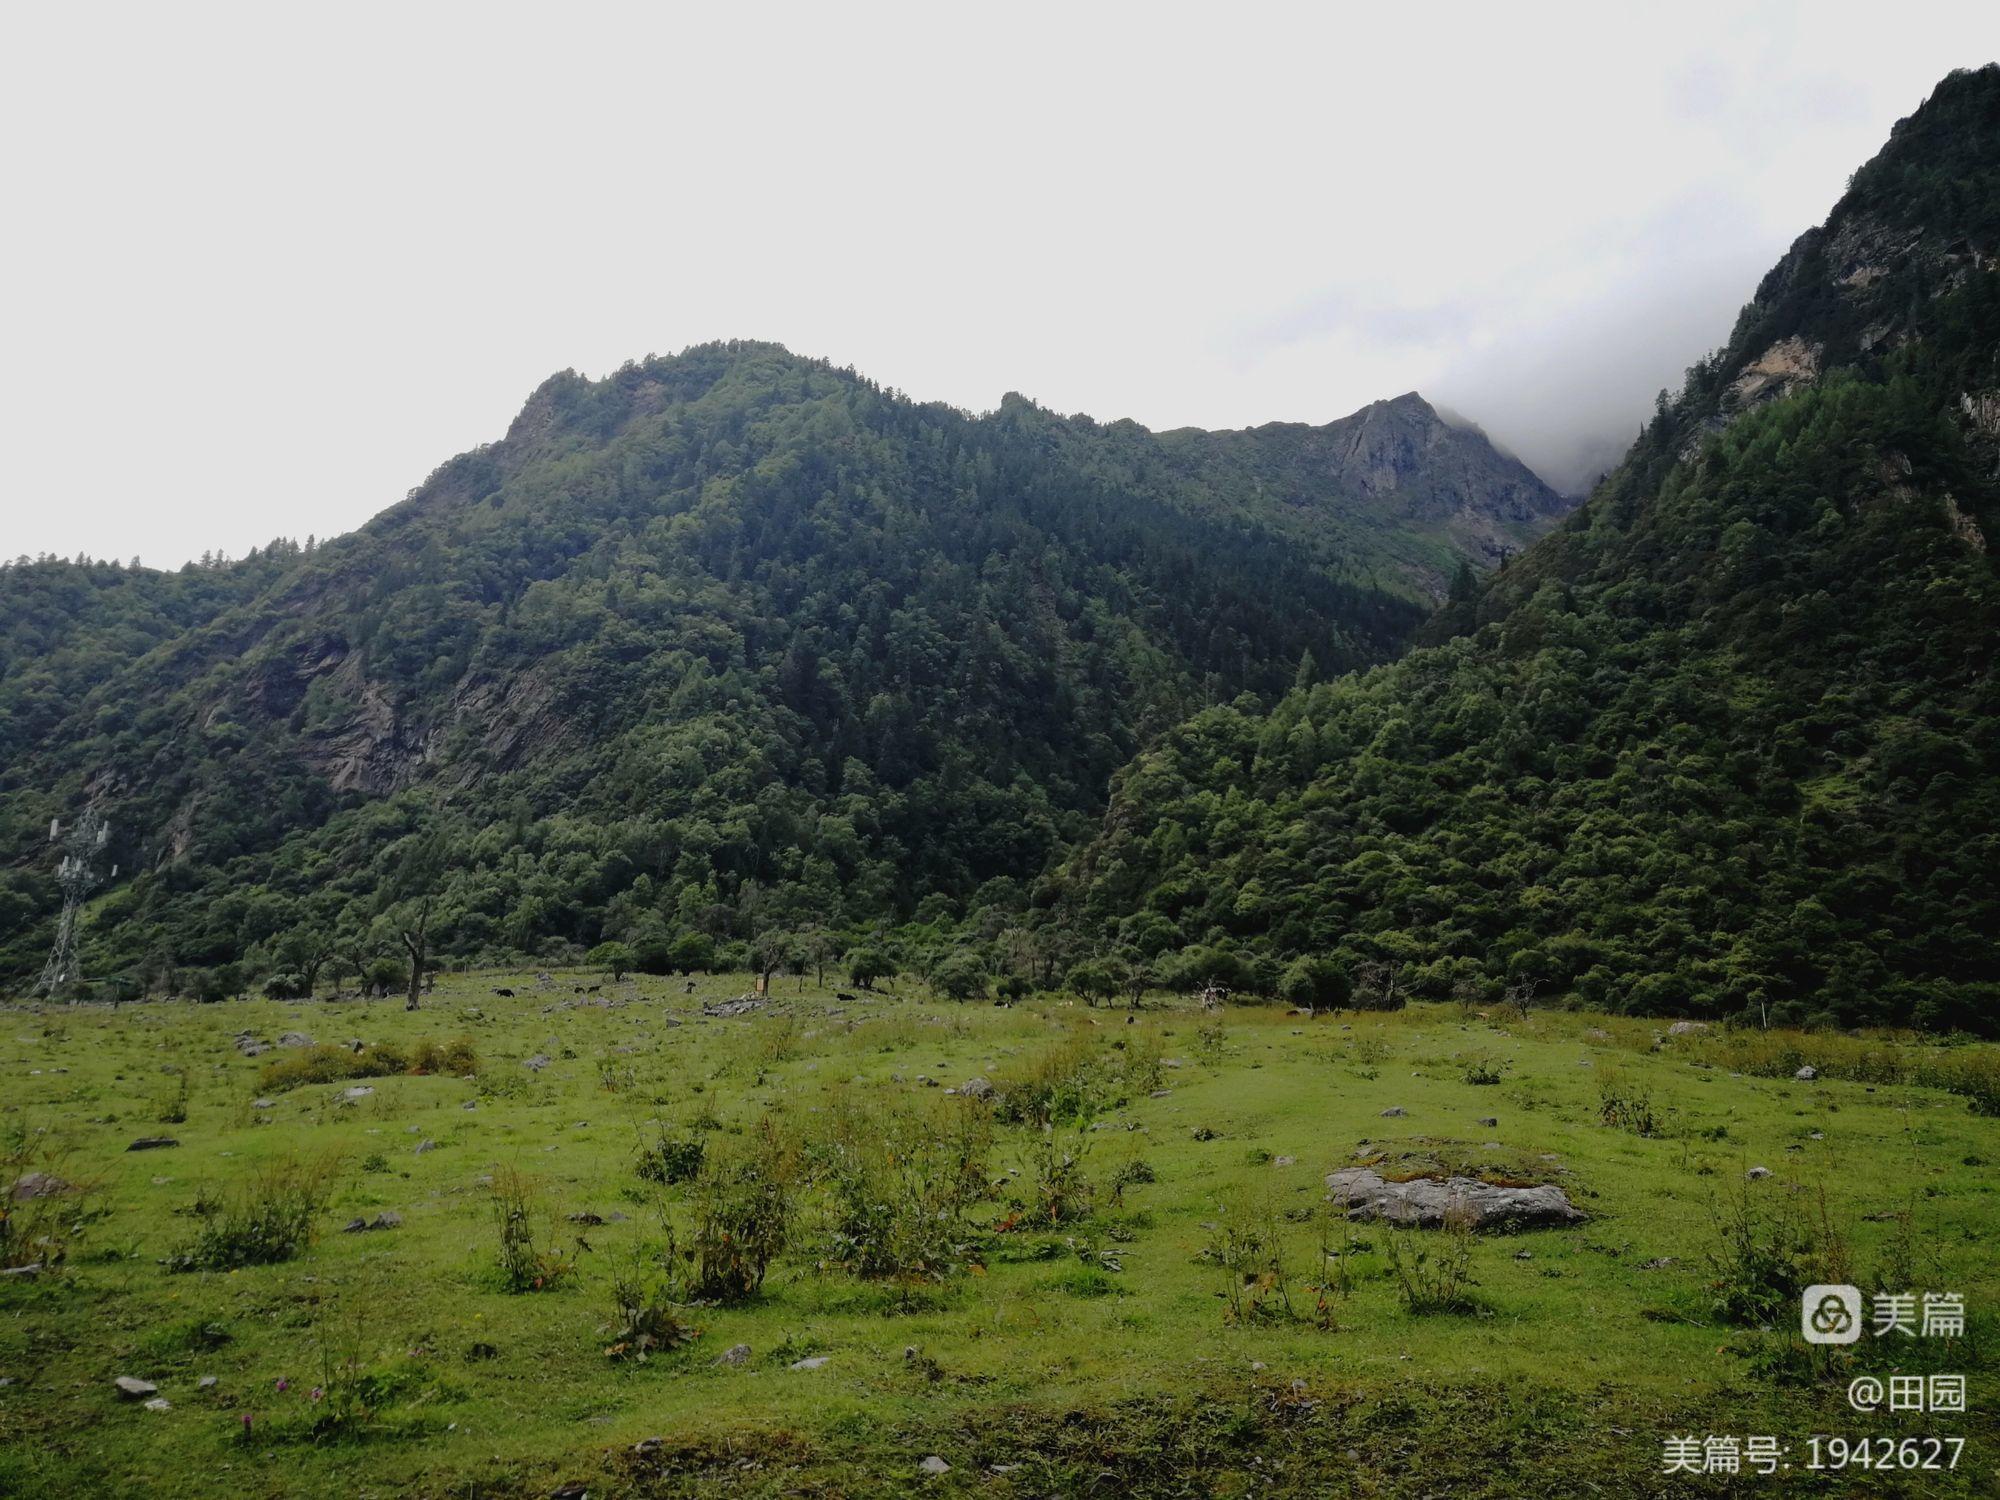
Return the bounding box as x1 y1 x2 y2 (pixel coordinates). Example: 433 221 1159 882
36 809 111 998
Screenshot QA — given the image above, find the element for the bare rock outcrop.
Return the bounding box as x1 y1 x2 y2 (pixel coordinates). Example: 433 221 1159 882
1324 1166 1584 1232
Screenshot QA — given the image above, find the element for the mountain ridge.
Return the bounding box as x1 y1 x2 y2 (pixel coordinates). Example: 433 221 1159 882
0 340 1550 988
1063 63 2000 1032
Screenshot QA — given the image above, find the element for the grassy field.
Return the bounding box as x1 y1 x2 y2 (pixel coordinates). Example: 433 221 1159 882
2 972 1996 1497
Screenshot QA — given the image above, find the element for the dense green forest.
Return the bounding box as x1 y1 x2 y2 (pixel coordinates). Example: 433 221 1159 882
5 68 1996 1034
1066 65 2000 1033
0 343 1562 995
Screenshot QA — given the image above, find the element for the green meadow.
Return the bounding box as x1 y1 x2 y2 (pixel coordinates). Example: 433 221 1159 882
2 974 1996 1497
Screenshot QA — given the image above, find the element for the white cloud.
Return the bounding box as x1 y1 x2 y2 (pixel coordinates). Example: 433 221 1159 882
1 1 1992 562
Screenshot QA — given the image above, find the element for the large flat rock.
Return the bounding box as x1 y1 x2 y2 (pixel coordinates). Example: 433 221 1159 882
1325 1166 1584 1231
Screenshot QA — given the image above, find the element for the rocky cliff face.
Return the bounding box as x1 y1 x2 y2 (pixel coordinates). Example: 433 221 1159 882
1156 392 1572 597
1308 392 1569 552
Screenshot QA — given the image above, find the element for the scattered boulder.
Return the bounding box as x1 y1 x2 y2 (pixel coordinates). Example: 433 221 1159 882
114 1376 157 1399
1666 1021 1709 1036
197 1376 218 1389
1476 1117 1498 1128
524 1055 551 1072
340 1086 374 1102
788 1356 829 1371
125 1137 178 1152
10 1171 68 1201
413 1140 437 1155
1747 1166 1773 1180
276 1032 314 1048
1273 1155 1296 1168
142 1397 171 1412
958 1076 995 1101
920 1456 951 1476
1794 1065 1818 1081
1324 1166 1585 1231
1379 1107 1407 1118
251 1099 275 1110
713 1343 752 1368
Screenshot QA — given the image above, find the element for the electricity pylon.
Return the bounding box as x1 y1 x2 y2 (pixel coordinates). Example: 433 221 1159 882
36 809 111 998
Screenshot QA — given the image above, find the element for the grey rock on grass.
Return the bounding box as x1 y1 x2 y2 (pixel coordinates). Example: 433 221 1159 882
1324 1167 1584 1231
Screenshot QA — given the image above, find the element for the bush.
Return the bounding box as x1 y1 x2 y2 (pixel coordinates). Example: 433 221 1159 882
1383 1204 1479 1314
1203 1192 1299 1325
668 933 716 975
678 1121 798 1303
1705 1184 1818 1327
931 951 989 1001
603 1261 700 1363
818 1097 991 1293
848 947 896 989
1597 1071 1659 1135
363 957 404 997
262 971 310 1001
1277 956 1351 1012
1 1123 93 1274
586 942 634 980
993 1036 1114 1126
169 1155 337 1272
258 1037 476 1093
635 1129 706 1186
1022 1127 1094 1227
1067 961 1115 1004
492 1167 573 1293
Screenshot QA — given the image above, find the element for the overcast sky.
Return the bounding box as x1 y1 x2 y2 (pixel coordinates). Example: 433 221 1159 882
3 2 1994 567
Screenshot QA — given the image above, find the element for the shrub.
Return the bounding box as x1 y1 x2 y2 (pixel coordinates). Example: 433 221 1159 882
492 1166 574 1293
931 951 989 1001
1204 1193 1298 1325
1067 961 1116 1004
993 1036 1115 1126
156 1069 191 1124
1022 1127 1094 1227
1597 1071 1659 1135
848 947 896 989
819 1097 991 1293
586 942 635 980
678 1121 798 1303
635 1128 706 1186
1461 1055 1506 1086
668 933 716 975
1705 1184 1816 1327
1278 956 1352 1012
1 1124 93 1275
603 1261 700 1363
1383 1201 1479 1314
259 1037 476 1093
169 1155 337 1272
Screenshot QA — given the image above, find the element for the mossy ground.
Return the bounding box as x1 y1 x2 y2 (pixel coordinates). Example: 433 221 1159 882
2 974 1995 1496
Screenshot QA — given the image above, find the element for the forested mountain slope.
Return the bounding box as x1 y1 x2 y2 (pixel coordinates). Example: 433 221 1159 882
1066 65 2000 1033
0 346 1550 988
